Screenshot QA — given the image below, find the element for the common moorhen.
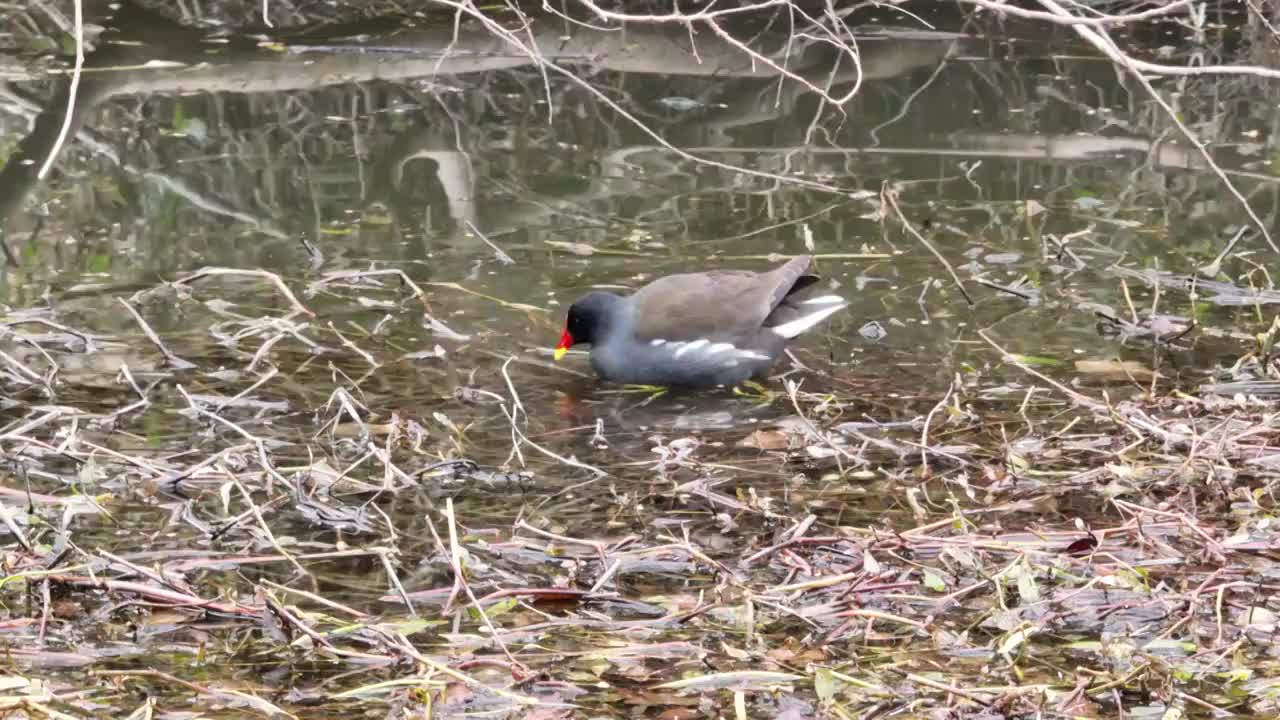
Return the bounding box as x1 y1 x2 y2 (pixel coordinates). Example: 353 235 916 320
553 255 846 387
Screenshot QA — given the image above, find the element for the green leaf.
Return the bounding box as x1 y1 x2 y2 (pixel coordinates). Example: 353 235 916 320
85 253 110 273
814 666 837 703
998 625 1037 657
470 596 517 620
1016 567 1040 603
78 455 98 487
923 571 947 593
378 617 446 635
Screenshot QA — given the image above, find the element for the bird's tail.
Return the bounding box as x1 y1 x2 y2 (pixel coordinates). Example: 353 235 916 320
767 295 848 338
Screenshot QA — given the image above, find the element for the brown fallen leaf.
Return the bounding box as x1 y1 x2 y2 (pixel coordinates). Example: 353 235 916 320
1063 533 1098 557
1074 359 1157 383
654 710 700 720
766 644 828 665
737 429 792 450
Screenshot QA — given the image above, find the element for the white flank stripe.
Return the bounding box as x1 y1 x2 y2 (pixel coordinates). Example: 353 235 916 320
650 338 666 346
738 350 772 361
706 342 736 355
770 301 848 339
800 294 846 305
673 339 708 358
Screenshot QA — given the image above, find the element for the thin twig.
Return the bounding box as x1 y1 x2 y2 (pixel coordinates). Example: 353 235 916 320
883 183 973 306
36 0 83 180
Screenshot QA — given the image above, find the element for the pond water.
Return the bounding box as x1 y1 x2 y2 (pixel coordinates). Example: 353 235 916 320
2 1 1279 718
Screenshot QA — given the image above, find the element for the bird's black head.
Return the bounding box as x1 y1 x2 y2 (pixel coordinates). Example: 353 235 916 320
554 291 622 359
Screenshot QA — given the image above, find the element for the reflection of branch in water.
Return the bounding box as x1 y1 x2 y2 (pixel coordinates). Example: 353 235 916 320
868 47 952 147
0 86 288 239
2 3 949 237
570 0 866 106
1031 0 1277 253
4 1 1274 264
429 0 876 202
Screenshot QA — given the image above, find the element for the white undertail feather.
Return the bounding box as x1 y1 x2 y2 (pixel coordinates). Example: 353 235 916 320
800 294 846 305
770 296 848 339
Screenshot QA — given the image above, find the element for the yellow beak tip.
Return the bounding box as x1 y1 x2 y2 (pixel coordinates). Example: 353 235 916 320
553 347 568 361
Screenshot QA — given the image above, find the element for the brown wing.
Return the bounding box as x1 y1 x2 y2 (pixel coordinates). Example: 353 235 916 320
630 256 816 342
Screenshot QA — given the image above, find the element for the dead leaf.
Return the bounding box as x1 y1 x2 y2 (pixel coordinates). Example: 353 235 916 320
737 430 791 450
522 708 573 720
654 670 803 691
719 641 750 660
766 644 828 664
1064 533 1099 557
545 240 595 256
654 710 700 720
1074 359 1157 382
442 681 475 705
